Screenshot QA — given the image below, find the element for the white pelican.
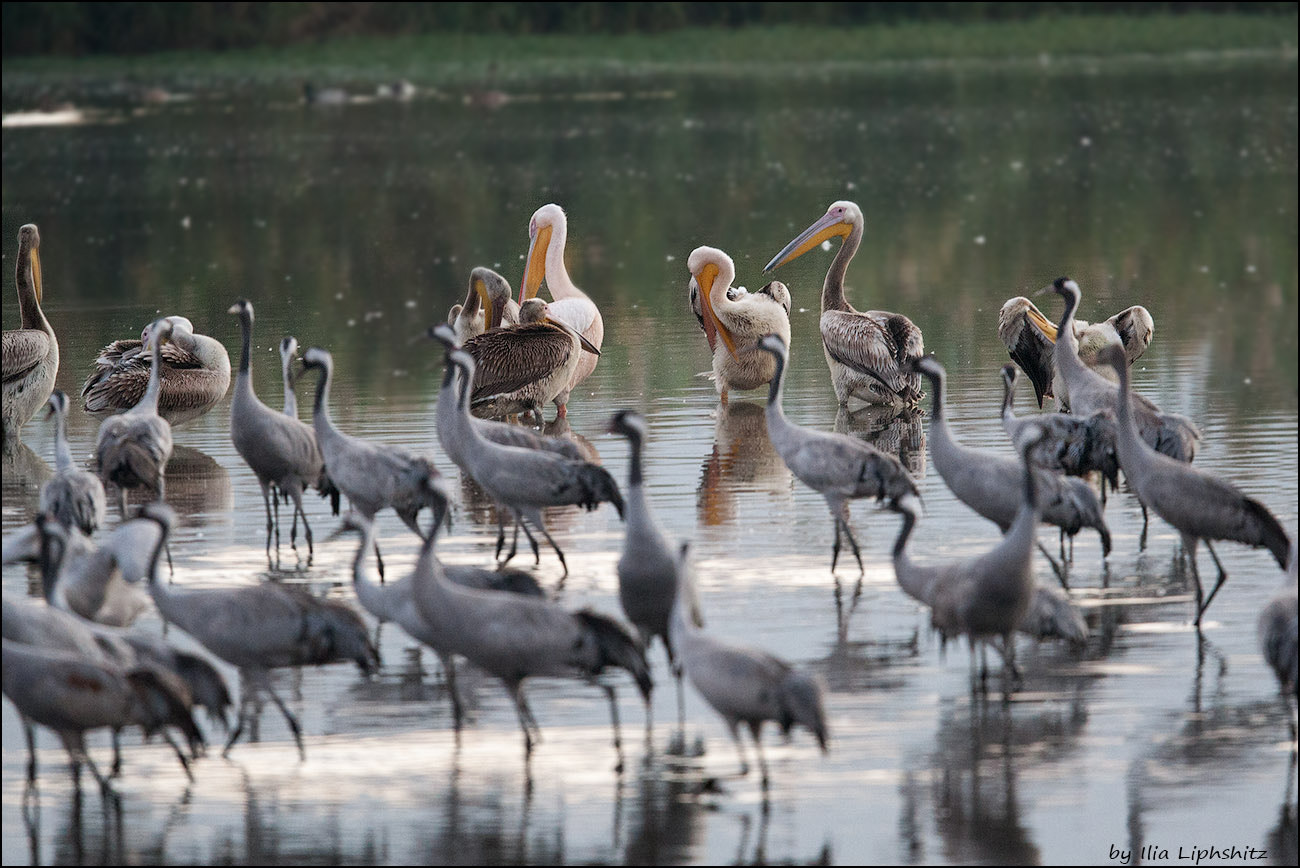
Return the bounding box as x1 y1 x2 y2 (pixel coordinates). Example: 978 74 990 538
82 315 230 427
447 267 520 345
3 223 59 443
764 200 923 407
519 203 603 417
687 246 790 404
999 294 1153 409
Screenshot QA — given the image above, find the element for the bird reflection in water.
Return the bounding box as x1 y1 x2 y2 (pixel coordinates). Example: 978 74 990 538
696 400 792 528
2 437 52 517
834 403 927 480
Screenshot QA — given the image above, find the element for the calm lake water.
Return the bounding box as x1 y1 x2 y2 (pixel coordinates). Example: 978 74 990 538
2 49 1297 866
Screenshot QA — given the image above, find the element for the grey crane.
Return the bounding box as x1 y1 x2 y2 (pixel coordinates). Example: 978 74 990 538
889 424 1056 690
1098 343 1291 626
40 390 107 535
94 317 174 515
332 511 542 727
3 223 59 443
279 336 300 416
668 542 828 788
2 639 203 793
890 490 1087 655
432 340 624 576
610 409 697 730
1258 543 1297 715
1000 365 1120 500
406 473 651 769
912 354 1111 583
137 502 378 759
3 513 159 626
752 333 920 573
228 299 333 559
299 345 444 577
1045 277 1198 462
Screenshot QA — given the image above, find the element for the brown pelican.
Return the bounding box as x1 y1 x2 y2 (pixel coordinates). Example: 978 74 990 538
1099 343 1290 627
764 200 923 407
94 318 175 514
519 203 603 416
82 315 231 426
463 295 600 421
3 223 59 442
688 246 791 403
448 266 521 345
999 294 1153 408
668 543 828 788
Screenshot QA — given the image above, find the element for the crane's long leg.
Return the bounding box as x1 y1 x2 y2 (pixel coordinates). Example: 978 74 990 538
260 481 276 557
1198 539 1229 620
727 721 750 777
438 652 464 730
1183 533 1206 627
533 522 568 578
290 491 313 558
1139 503 1150 551
509 683 538 757
836 509 864 574
24 719 37 784
747 721 770 789
1037 541 1068 589
262 679 306 761
829 515 842 573
603 684 625 772
110 731 122 777
223 684 253 757
159 730 195 782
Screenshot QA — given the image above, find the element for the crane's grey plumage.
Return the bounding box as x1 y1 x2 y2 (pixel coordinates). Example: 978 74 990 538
1000 365 1120 496
463 294 600 421
610 410 700 730
3 223 59 443
2 639 203 792
687 247 791 403
1046 278 1198 464
94 318 175 515
764 200 923 407
890 493 1087 650
912 355 1111 581
407 474 651 767
228 300 334 559
279 336 300 417
1259 544 1298 708
449 265 520 345
668 542 828 787
518 203 604 417
754 333 920 573
3 514 159 626
890 424 1061 689
40 390 107 535
1099 343 1291 626
137 502 377 759
999 294 1153 409
81 315 230 427
299 346 443 577
431 334 624 576
334 512 542 727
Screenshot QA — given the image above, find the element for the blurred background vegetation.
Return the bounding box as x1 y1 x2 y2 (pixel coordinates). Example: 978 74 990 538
4 2 1294 57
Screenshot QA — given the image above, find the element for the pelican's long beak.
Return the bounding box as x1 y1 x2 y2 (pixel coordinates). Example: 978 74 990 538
473 276 495 330
547 316 601 355
521 224 553 301
764 211 852 273
30 244 43 304
1026 305 1058 342
695 262 739 360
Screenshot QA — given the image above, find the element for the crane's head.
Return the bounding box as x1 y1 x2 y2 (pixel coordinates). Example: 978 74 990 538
45 389 69 419
752 332 789 360
227 298 254 323
607 409 648 442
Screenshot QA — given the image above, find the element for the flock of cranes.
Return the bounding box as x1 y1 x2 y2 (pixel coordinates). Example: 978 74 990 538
2 199 1296 800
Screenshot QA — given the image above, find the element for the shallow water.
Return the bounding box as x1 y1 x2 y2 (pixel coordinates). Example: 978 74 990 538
2 52 1297 865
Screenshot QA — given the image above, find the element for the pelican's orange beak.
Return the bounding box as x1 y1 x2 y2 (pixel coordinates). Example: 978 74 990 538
764 210 852 272
521 224 553 301
695 262 739 360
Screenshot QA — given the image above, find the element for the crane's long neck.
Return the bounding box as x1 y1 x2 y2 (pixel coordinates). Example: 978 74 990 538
349 523 393 621
138 332 166 413
763 348 790 430
310 359 339 444
1000 376 1017 430
53 407 74 472
448 356 483 444
667 559 700 655
1053 287 1090 384
1110 353 1147 471
143 518 180 621
822 223 861 314
891 500 934 604
37 528 73 612
281 353 297 417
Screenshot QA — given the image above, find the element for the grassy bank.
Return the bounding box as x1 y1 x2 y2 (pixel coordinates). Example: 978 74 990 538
3 13 1295 99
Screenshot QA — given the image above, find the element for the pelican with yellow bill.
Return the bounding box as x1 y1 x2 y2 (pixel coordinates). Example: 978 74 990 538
1000 293 1154 410
519 204 603 417
463 293 601 422
764 200 923 408
688 246 790 404
448 267 520 345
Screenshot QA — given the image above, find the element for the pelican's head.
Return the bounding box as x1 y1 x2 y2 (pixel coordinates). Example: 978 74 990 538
522 203 567 301
45 389 70 420
607 409 648 442
1002 296 1058 343
142 317 177 353
764 200 862 273
18 223 41 303
688 246 740 359
227 298 254 322
469 266 513 329
522 298 599 354
757 280 792 315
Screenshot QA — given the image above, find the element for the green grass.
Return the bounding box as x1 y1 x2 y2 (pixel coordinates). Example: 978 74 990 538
3 13 1296 93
